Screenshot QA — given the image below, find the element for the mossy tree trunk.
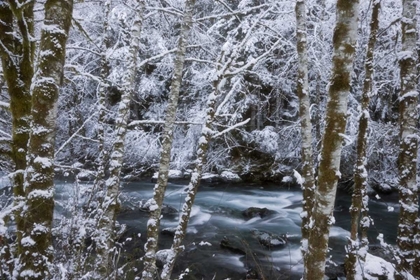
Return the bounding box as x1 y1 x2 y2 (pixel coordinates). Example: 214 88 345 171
345 1 380 279
0 1 34 265
142 1 196 279
18 0 73 279
295 0 316 271
305 0 359 279
395 0 419 278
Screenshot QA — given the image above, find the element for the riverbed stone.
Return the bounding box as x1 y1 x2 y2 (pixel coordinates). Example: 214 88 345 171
220 236 247 255
220 171 242 183
139 199 178 215
242 207 277 219
325 260 345 279
251 230 287 249
161 227 176 237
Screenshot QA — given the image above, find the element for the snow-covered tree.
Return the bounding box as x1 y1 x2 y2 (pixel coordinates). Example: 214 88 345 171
395 0 419 278
142 0 197 279
305 0 360 278
18 0 73 278
0 1 35 265
295 0 316 271
93 1 146 278
346 1 381 278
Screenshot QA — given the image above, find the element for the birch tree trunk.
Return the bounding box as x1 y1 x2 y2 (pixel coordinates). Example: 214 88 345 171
19 0 73 279
305 0 359 279
156 6 280 278
87 1 113 278
395 0 419 278
96 1 145 278
413 218 420 277
295 0 316 270
141 1 196 279
346 1 380 279
159 76 220 280
0 1 34 261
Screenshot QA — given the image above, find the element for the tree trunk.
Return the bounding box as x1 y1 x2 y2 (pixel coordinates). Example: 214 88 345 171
305 0 359 279
346 1 380 279
413 218 420 276
0 1 34 264
295 0 316 271
141 1 196 279
86 1 113 278
395 0 419 278
18 0 73 279
96 1 145 278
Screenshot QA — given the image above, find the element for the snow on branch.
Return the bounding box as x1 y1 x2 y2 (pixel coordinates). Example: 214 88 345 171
0 129 11 138
196 3 269 22
138 48 177 68
55 110 98 157
213 118 250 138
64 64 103 84
137 45 203 68
128 120 203 128
0 41 19 69
71 17 101 51
0 101 10 111
75 134 100 143
67 46 102 56
226 38 282 76
146 7 183 18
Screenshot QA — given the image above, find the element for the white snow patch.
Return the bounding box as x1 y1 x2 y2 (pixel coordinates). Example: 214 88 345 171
220 171 242 182
199 241 212 246
282 176 293 183
21 236 36 247
293 169 304 185
364 253 395 279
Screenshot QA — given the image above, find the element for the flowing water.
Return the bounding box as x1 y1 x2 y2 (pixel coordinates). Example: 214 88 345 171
1 176 401 279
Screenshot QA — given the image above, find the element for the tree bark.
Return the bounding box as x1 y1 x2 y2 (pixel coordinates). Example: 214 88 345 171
142 1 196 279
305 0 359 279
0 1 34 263
86 1 113 278
18 0 73 279
395 0 419 278
295 0 316 271
346 1 380 279
96 1 146 278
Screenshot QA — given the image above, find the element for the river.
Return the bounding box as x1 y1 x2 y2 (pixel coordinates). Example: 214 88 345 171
2 176 401 279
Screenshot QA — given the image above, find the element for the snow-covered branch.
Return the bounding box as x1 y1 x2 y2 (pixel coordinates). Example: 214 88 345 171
64 64 103 84
0 101 10 111
55 110 98 157
213 118 250 138
128 120 203 127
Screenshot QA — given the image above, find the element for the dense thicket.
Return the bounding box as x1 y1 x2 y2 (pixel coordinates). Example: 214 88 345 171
0 0 410 193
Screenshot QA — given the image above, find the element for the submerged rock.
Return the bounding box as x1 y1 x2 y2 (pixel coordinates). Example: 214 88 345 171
161 227 176 237
201 173 221 183
325 260 345 279
220 236 246 255
139 199 178 215
251 230 287 249
242 207 277 219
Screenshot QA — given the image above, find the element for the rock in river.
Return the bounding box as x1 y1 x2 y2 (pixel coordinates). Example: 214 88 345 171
242 207 277 219
251 230 287 249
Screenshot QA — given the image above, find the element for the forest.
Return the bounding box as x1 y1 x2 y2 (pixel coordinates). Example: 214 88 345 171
0 0 419 279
